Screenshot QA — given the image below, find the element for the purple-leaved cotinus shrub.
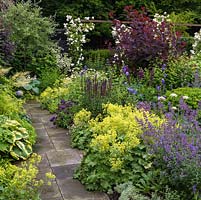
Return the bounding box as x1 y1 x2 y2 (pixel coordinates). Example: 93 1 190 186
112 6 186 74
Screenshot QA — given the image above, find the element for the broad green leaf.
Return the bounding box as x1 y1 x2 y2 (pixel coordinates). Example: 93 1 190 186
23 84 32 90
32 87 39 94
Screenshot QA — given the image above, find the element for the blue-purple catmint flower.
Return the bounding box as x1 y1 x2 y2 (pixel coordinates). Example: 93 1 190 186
127 87 137 95
161 78 165 85
162 63 166 71
60 99 66 104
50 115 56 122
192 185 197 194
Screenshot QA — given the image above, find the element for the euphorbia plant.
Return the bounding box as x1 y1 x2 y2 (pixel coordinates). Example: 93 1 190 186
112 6 185 74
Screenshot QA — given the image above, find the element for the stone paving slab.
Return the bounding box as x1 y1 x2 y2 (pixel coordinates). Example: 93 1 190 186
50 135 72 150
43 198 64 200
57 178 107 200
25 101 109 200
40 181 62 199
33 143 54 154
32 123 45 129
52 164 78 180
46 149 82 167
45 127 69 135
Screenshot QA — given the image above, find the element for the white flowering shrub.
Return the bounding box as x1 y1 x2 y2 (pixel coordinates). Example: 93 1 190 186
64 15 95 68
111 23 131 65
153 12 171 25
191 29 201 55
51 47 72 74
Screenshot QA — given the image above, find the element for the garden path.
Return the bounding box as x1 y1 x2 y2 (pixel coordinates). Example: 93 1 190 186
24 101 109 200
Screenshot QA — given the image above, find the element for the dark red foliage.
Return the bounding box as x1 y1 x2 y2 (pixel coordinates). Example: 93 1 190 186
112 7 186 72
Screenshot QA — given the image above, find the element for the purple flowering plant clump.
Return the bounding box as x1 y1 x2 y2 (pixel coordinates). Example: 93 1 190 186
138 99 201 198
49 99 77 128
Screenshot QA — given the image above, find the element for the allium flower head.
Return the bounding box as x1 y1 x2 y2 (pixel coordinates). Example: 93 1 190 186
15 90 24 97
125 71 129 76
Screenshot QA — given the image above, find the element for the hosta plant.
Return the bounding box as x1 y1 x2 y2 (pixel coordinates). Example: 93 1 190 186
0 115 34 160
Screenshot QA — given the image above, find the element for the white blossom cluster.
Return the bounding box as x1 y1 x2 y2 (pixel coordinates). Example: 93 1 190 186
153 12 171 25
153 13 171 40
64 15 95 67
50 47 72 74
190 29 201 55
111 22 131 64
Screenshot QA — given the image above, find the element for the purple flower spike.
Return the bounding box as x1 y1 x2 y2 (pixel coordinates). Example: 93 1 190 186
156 85 161 91
122 65 129 74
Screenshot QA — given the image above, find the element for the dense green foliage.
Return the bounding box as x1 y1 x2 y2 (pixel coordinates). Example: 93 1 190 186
142 53 201 91
83 49 111 71
1 1 59 74
165 87 201 109
74 104 162 191
1 1 201 199
39 0 201 24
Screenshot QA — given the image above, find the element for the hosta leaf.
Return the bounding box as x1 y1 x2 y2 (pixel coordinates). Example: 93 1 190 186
16 141 31 152
23 84 32 90
20 141 32 152
16 127 28 135
0 142 10 152
13 130 25 140
10 150 20 160
32 87 39 94
2 130 15 144
11 141 32 160
32 79 40 85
